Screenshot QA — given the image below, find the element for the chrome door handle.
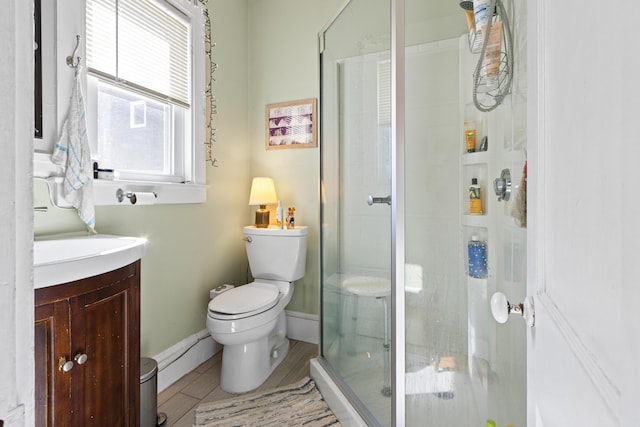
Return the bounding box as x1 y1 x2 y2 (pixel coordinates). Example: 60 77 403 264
74 353 88 365
367 195 391 206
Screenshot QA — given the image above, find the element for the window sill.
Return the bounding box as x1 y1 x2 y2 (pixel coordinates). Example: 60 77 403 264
93 179 207 206
35 153 207 206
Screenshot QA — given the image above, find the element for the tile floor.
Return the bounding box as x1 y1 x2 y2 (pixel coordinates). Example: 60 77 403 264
157 339 318 427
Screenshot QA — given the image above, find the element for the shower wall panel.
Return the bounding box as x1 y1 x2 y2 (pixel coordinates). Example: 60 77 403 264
339 41 461 346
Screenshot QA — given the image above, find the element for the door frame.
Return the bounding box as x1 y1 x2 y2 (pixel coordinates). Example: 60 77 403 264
0 0 36 425
390 0 406 423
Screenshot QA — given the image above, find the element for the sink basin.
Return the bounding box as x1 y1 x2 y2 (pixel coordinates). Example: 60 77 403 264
34 234 147 289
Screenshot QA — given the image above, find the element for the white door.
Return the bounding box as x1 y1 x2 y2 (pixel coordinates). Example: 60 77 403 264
527 1 637 425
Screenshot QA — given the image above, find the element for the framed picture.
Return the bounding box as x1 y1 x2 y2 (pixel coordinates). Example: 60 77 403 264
265 98 317 150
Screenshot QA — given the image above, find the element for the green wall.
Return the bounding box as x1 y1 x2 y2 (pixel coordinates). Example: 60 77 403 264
34 0 343 357
247 0 344 315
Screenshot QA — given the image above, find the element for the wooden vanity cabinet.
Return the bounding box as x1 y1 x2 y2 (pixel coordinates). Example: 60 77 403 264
35 261 141 427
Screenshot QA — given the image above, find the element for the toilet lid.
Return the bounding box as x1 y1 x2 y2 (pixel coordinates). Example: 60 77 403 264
208 282 280 317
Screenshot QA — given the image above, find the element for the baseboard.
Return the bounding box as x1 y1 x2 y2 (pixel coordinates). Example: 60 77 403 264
153 311 318 393
310 359 367 427
285 310 319 344
153 329 221 393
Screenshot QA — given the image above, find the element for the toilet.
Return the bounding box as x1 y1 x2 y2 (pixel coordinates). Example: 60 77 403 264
206 225 308 393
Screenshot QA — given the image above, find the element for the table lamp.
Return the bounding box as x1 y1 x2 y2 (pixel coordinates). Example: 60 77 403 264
248 177 278 228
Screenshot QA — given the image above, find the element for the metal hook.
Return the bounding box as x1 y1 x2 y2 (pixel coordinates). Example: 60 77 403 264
66 35 81 70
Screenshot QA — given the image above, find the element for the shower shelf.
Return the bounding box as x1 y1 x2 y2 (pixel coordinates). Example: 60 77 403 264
467 276 488 285
462 151 488 165
463 214 487 227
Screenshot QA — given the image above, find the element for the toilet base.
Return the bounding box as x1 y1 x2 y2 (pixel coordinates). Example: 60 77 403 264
220 336 290 393
208 289 294 394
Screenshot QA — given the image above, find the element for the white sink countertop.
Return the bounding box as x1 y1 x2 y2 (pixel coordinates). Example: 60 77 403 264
34 234 147 289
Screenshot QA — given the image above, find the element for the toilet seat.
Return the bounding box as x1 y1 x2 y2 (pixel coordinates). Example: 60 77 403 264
208 282 280 320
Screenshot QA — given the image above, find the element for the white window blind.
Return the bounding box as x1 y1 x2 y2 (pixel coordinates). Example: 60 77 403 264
86 0 191 107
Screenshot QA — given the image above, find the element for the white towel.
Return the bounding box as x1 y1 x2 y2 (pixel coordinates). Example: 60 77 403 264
52 69 96 233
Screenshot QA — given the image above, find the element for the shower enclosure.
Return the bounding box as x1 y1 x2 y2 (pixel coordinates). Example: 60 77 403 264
317 0 528 425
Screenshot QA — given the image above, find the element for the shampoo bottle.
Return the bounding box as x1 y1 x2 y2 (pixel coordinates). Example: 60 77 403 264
469 178 483 214
483 19 503 84
473 0 491 45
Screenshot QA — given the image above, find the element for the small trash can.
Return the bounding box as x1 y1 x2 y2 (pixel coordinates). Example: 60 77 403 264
140 357 166 426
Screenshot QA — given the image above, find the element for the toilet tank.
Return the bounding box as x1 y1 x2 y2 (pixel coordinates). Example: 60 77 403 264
243 226 308 282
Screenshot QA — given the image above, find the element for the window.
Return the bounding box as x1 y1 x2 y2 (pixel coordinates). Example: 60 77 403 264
86 0 200 184
89 82 187 181
32 0 207 205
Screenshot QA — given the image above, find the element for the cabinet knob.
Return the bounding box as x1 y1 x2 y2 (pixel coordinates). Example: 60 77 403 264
74 353 88 365
58 357 74 372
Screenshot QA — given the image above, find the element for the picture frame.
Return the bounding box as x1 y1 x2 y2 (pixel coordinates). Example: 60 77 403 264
265 98 317 150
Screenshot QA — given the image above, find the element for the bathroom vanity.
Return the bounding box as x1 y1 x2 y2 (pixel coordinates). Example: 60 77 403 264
35 262 140 426
34 235 146 426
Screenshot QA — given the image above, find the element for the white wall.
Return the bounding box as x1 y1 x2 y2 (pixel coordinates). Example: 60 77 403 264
0 0 35 425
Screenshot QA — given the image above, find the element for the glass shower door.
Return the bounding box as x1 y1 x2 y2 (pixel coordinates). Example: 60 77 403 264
320 0 392 425
320 0 527 426
402 0 527 425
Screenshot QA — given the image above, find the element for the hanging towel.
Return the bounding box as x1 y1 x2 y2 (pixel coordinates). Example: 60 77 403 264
52 68 96 233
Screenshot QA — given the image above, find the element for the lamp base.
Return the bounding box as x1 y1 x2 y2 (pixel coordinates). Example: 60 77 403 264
255 206 269 228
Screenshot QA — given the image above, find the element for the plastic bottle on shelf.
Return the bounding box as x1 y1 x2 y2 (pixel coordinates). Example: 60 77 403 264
469 178 483 214
464 120 476 153
468 236 487 278
483 18 503 86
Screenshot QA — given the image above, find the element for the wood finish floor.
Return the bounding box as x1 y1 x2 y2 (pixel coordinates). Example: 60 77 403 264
157 340 319 427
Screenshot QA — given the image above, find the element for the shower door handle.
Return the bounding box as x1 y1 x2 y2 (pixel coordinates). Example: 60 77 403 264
367 195 391 206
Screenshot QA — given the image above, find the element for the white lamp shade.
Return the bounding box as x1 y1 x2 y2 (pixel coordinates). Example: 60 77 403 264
248 177 278 205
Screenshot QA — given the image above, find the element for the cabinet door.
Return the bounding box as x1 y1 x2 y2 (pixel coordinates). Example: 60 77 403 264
35 262 141 427
71 266 140 426
35 300 72 427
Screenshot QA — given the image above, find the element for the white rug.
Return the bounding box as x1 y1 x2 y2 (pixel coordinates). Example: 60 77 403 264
194 377 342 427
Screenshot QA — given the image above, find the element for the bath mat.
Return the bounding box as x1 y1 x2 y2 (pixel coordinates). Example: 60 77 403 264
193 377 342 427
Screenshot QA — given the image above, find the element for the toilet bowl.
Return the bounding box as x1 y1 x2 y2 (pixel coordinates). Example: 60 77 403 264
206 226 307 393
